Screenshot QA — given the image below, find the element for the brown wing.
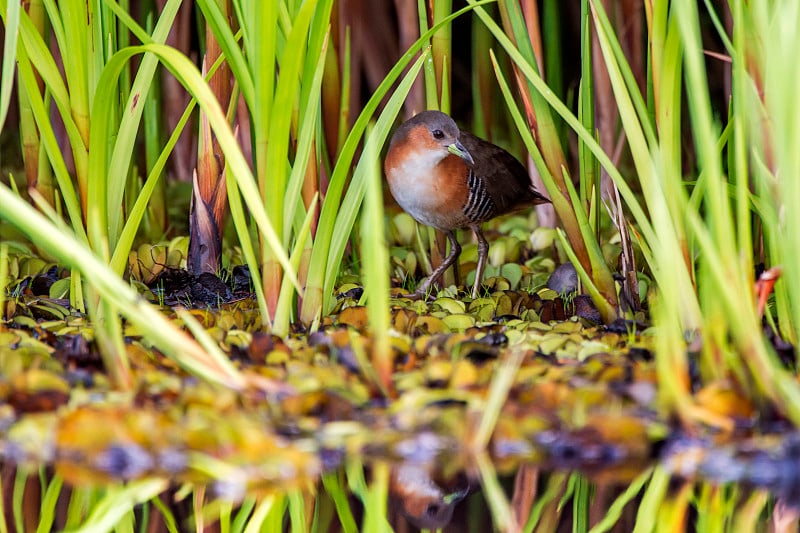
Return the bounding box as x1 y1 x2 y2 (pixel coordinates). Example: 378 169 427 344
459 132 549 213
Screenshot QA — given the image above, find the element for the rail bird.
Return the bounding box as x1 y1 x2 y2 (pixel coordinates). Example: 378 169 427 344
384 110 550 298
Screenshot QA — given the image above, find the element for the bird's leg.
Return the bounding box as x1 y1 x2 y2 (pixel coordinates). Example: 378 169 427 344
447 232 461 287
471 225 489 299
452 253 461 287
407 230 461 299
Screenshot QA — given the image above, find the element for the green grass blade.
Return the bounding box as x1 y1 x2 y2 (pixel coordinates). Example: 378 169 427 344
13 44 86 240
36 475 63 533
283 2 333 240
274 194 318 335
360 124 392 390
67 480 167 533
226 166 271 326
362 462 391 533
102 0 182 246
321 472 358 533
632 468 670 533
197 0 255 107
473 347 525 449
322 52 428 313
588 469 652 533
0 0 20 130
588 0 656 148
288 491 306 533
150 497 180 533
242 496 277 533
476 451 516 532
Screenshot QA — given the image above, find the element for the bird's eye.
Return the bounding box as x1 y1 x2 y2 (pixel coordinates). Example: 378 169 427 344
431 129 445 140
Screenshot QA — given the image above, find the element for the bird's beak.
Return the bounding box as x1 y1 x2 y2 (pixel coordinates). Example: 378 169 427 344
448 140 474 166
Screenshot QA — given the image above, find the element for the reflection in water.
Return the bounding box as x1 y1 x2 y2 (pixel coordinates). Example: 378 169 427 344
4 402 800 530
389 463 471 529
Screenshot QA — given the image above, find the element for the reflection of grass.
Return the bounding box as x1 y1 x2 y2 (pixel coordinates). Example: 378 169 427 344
5 463 777 532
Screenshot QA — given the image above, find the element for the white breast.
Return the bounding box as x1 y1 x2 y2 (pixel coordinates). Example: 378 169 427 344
387 149 449 228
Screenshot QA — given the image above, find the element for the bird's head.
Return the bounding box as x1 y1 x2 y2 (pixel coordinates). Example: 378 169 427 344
388 110 475 167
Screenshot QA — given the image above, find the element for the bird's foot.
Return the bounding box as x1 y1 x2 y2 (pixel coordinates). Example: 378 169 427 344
469 280 483 300
394 279 436 301
398 287 432 301
398 291 423 300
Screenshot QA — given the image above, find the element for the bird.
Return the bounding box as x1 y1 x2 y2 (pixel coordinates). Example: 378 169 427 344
384 110 550 299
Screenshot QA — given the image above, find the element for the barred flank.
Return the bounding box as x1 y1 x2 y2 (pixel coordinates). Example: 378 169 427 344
463 170 495 223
